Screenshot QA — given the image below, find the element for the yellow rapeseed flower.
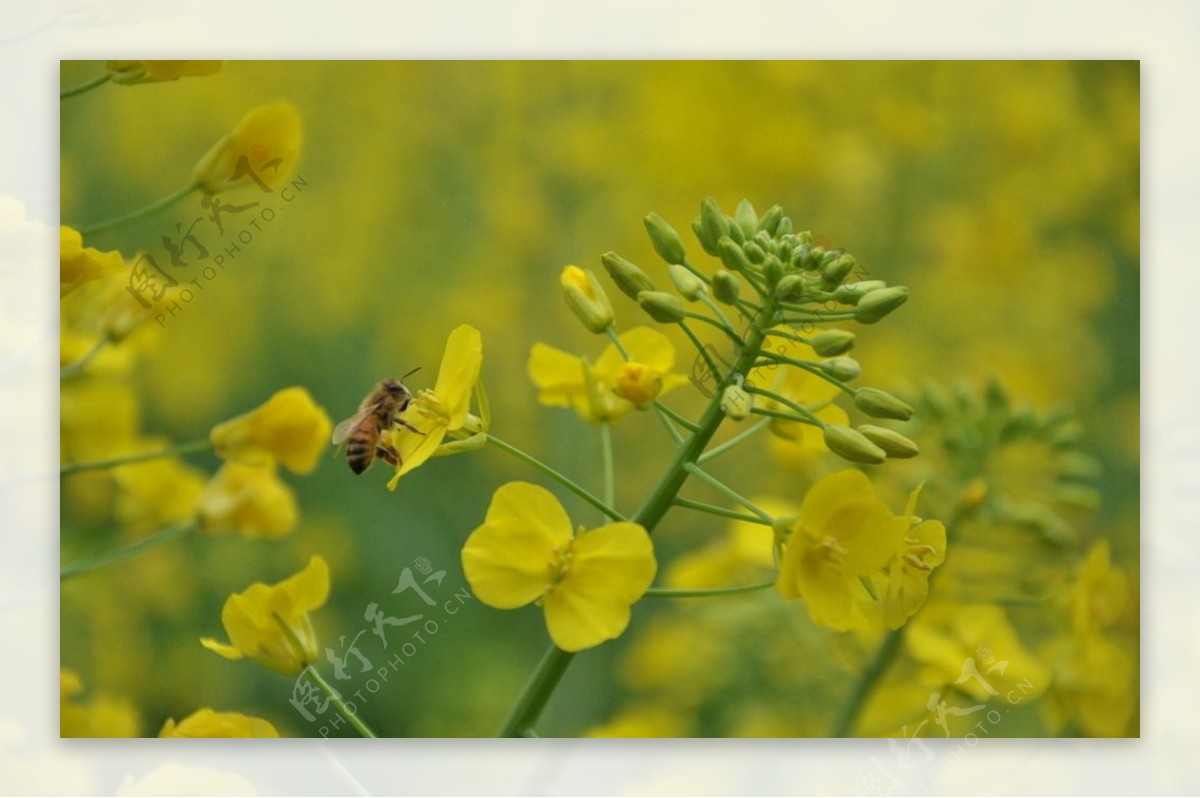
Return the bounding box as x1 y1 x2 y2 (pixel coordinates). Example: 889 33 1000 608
527 326 687 424
112 450 207 535
194 462 298 539
60 669 140 738
1068 540 1127 636
774 469 896 631
193 100 302 192
210 387 333 475
201 555 329 676
461 482 656 652
158 709 280 738
877 483 946 629
60 226 125 297
386 324 485 490
106 60 223 84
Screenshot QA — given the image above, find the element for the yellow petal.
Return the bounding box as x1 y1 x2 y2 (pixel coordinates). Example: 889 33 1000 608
595 327 676 380
527 343 587 407
825 500 898 575
433 325 483 427
386 423 448 490
193 100 302 192
461 482 573 609
60 226 125 296
543 522 656 652
199 637 245 661
799 469 876 533
280 555 331 614
158 708 279 738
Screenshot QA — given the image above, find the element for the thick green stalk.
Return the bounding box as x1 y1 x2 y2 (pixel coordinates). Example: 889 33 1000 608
308 667 379 739
60 73 111 99
494 300 776 737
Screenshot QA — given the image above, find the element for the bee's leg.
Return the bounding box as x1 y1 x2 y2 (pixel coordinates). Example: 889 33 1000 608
377 445 400 466
394 417 426 436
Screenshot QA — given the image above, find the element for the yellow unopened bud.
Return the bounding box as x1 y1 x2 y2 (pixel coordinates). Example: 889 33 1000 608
601 251 656 300
644 212 687 265
854 388 914 421
855 286 910 324
637 290 687 323
810 329 856 357
858 425 919 458
193 100 302 193
560 265 614 333
720 385 753 420
668 263 707 301
614 362 662 407
712 270 741 305
823 425 886 464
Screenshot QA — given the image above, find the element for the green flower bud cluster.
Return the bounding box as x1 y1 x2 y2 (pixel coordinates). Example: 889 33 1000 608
908 379 1103 545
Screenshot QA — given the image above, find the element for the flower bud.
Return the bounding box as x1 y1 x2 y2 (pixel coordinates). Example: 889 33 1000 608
743 241 766 264
763 255 785 286
833 279 887 305
855 286 910 324
637 290 686 323
757 204 784 236
644 212 687 265
825 357 861 382
775 273 805 301
1055 484 1102 511
854 388 915 421
734 199 758 238
560 265 614 333
717 237 753 273
720 384 753 420
775 216 793 236
792 243 813 269
614 362 662 407
1059 452 1102 481
193 100 302 192
697 197 728 255
823 425 886 464
822 254 856 284
668 263 707 301
858 425 919 458
601 251 655 300
712 270 741 305
810 329 856 357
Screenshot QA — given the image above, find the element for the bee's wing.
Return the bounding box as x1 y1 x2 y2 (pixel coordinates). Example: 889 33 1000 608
331 411 367 447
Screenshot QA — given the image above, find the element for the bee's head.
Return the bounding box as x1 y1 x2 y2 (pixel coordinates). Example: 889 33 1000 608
383 368 420 398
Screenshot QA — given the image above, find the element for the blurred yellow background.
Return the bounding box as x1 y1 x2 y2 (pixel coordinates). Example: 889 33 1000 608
59 61 1138 737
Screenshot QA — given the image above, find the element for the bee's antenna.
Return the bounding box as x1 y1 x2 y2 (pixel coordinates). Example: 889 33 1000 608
401 366 422 381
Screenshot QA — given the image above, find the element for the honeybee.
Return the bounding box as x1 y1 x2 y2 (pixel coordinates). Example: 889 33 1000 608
332 369 423 474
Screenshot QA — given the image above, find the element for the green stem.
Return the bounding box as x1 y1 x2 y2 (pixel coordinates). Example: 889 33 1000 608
750 406 812 425
830 507 969 737
698 417 771 464
745 385 826 428
758 352 857 396
60 72 111 99
684 310 744 349
678 320 725 383
61 439 212 476
60 335 112 380
696 294 740 340
77 180 201 237
307 667 379 739
682 463 774 524
494 638 577 738
831 625 905 737
673 497 772 526
61 521 194 581
645 579 776 599
653 401 698 434
494 298 778 737
486 434 624 522
599 421 615 514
